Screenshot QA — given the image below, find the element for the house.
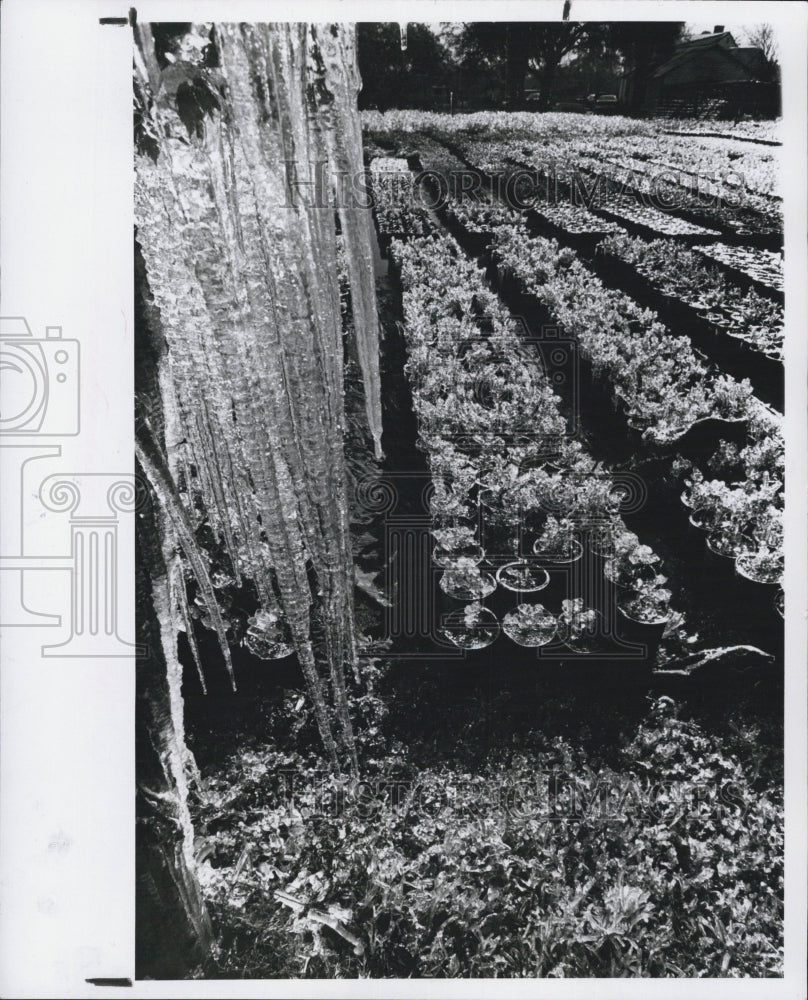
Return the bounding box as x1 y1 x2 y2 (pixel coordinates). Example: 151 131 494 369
619 27 779 119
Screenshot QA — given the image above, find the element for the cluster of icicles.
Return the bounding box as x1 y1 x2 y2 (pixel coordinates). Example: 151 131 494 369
134 22 383 774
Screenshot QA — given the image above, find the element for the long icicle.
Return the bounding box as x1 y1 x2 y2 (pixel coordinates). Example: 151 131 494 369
136 427 236 692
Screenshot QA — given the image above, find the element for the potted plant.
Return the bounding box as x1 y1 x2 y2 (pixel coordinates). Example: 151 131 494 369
502 603 557 648
586 519 621 569
532 516 581 564
603 528 660 591
532 517 584 608
735 542 783 588
440 601 500 650
557 598 606 654
432 523 484 569
617 576 671 650
439 558 497 611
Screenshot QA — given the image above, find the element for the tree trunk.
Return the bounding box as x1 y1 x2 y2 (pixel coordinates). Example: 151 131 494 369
136 504 213 979
505 24 529 109
539 57 562 110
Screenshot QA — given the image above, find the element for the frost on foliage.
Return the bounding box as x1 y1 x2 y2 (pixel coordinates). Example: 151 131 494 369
134 23 378 773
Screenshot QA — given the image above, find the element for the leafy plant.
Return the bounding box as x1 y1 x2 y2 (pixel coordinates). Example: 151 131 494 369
534 516 578 560
619 575 671 623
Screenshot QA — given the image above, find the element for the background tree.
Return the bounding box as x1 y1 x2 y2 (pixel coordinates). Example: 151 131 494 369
457 22 606 109
606 21 685 111
528 23 601 108
743 24 780 83
356 23 451 109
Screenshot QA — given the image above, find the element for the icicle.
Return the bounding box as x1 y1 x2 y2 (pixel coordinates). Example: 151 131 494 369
136 429 236 691
134 23 380 774
312 23 385 461
399 23 408 51
149 566 208 875
170 550 207 695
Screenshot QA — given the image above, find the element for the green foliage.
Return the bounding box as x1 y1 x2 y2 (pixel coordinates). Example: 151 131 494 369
193 698 782 978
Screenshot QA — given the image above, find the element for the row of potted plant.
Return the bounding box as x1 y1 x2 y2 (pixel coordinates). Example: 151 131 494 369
692 242 784 295
490 224 757 445
679 405 784 589
458 130 779 241
588 190 722 240
415 185 782 601
368 157 433 237
533 200 625 237
597 233 784 361
439 597 616 653
388 230 677 650
602 132 781 200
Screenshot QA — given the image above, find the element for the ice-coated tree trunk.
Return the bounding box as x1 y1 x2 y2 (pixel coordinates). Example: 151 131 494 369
134 21 382 776
136 505 214 978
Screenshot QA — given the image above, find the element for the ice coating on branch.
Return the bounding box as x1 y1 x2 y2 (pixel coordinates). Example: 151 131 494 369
134 23 373 772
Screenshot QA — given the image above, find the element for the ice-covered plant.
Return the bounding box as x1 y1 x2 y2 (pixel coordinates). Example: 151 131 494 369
711 375 754 419
620 575 671 622
441 559 493 598
432 524 478 551
534 516 577 558
502 603 557 646
559 597 598 639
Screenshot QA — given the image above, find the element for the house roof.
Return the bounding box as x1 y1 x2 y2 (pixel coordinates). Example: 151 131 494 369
730 46 769 78
652 31 737 78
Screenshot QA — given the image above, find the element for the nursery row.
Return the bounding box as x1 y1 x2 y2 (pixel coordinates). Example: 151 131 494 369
693 242 785 296
595 234 784 368
487 228 783 587
405 130 784 294
489 225 757 444
444 131 781 244
389 227 682 656
380 158 785 600
400 139 783 407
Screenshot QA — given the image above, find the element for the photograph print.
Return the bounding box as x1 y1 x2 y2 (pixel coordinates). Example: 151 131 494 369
133 14 788 982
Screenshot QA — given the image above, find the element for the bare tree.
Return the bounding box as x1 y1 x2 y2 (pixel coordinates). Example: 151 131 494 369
744 23 779 65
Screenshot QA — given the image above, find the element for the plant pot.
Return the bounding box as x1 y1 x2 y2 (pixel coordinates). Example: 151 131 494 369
557 608 611 655
439 567 497 609
432 543 485 570
616 603 668 652
532 536 584 611
493 561 551 616
439 604 500 650
501 603 557 648
495 561 551 599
